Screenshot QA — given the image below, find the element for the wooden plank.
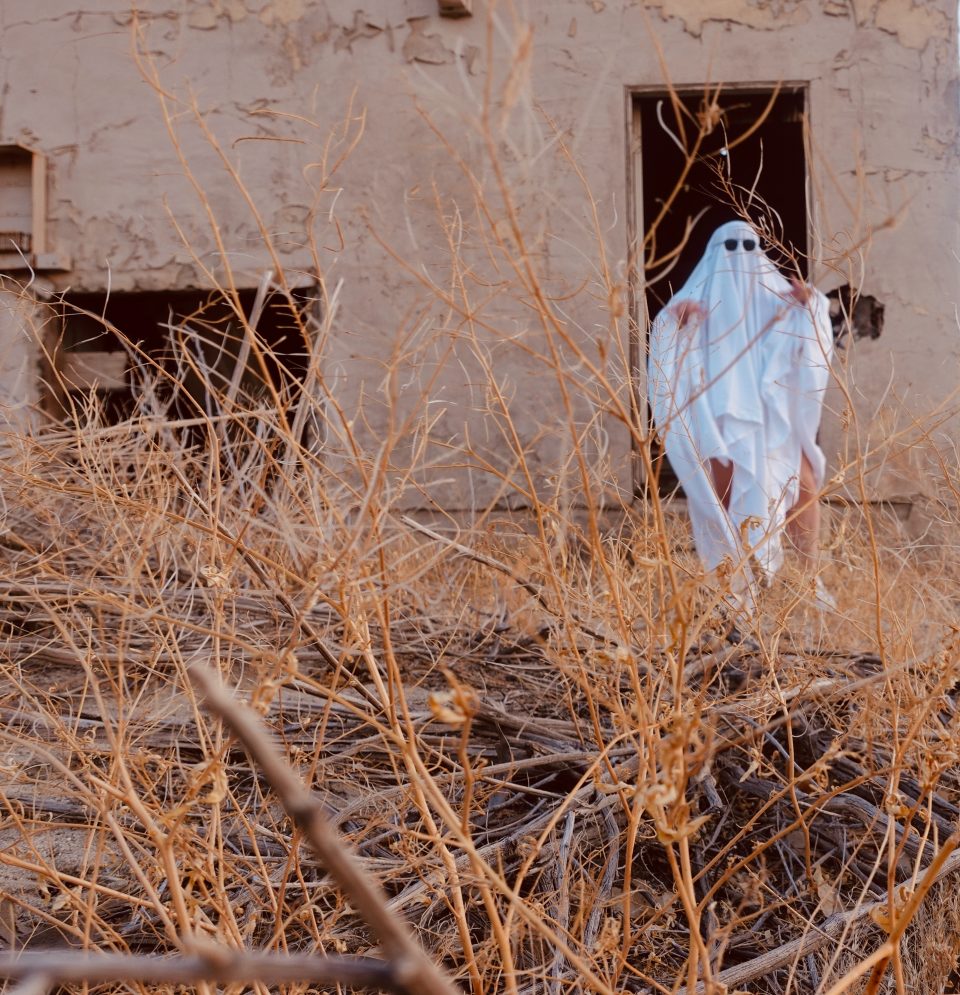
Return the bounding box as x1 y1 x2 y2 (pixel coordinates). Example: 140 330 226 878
58 351 128 392
31 150 46 254
438 0 472 16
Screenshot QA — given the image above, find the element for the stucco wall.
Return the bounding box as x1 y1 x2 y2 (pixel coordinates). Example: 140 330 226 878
0 286 44 433
0 0 957 506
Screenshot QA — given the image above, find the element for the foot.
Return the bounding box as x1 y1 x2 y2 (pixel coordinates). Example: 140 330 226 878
813 576 837 613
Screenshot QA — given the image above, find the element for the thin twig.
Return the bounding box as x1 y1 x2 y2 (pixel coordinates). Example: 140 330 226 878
0 951 398 989
677 840 960 994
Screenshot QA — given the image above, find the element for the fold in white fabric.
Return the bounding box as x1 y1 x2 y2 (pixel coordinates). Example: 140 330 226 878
648 220 833 584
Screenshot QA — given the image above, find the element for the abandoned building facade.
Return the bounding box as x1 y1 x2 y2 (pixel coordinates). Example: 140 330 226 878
0 0 957 509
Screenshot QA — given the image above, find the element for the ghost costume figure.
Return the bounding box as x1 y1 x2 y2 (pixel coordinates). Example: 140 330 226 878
648 220 833 593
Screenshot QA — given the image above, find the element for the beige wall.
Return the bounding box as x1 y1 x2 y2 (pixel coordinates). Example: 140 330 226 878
0 0 957 506
0 286 44 433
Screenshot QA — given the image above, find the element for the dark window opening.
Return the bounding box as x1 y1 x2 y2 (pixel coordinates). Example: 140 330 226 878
632 86 809 496
51 289 315 430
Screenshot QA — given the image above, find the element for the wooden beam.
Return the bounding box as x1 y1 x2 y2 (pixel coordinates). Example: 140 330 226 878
30 150 46 255
438 0 472 17
58 351 128 392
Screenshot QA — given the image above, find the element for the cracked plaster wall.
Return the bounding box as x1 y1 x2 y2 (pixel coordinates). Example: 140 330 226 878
0 286 43 431
0 0 956 504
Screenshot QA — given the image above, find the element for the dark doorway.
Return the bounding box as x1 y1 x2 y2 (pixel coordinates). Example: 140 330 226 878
51 288 315 426
631 86 808 494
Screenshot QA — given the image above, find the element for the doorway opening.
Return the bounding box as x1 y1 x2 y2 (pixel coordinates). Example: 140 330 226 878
630 85 809 495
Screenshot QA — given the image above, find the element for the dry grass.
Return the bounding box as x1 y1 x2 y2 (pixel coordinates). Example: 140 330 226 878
1 11 960 995
0 348 960 992
1 369 959 995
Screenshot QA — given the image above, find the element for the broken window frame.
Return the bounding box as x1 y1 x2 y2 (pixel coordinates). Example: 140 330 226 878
47 284 321 433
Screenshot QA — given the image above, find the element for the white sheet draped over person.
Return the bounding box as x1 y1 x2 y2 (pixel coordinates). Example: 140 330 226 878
647 219 834 604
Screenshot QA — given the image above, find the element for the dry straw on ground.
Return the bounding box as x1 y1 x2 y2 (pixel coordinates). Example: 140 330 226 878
1 10 960 995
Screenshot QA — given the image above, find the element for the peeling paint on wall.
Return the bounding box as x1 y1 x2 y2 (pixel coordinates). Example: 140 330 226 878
647 0 811 36
333 12 383 53
186 4 219 30
647 0 952 45
259 0 307 28
872 0 951 50
402 17 454 64
849 0 880 23
186 0 249 30
185 0 310 30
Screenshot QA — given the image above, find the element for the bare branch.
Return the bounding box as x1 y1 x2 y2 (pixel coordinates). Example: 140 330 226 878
0 951 397 989
187 659 461 995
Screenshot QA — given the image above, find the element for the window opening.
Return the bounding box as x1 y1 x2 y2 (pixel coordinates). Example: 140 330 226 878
52 288 314 430
0 143 46 265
